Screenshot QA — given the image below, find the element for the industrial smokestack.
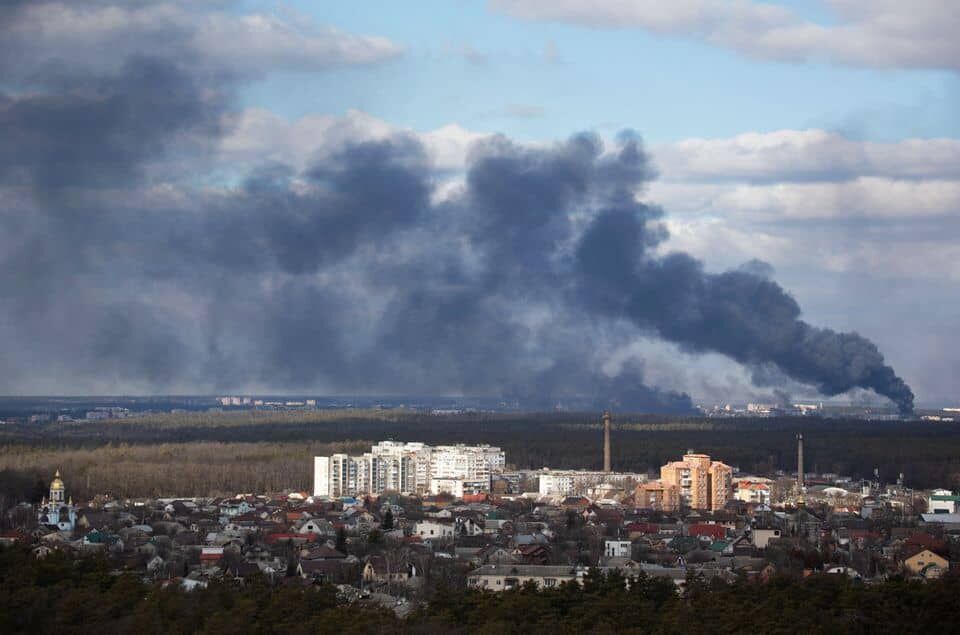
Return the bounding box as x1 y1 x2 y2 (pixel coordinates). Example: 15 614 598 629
603 411 612 473
797 433 804 493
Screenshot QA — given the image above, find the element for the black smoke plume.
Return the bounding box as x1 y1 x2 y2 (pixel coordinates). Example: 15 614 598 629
0 2 914 413
572 142 914 413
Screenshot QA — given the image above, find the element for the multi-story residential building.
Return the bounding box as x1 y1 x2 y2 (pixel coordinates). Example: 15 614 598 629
314 453 373 499
537 470 646 497
634 481 681 512
431 444 505 482
659 451 733 511
429 478 490 498
313 442 505 497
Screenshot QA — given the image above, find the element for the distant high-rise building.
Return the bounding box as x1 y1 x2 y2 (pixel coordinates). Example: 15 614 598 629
659 451 733 511
313 442 505 497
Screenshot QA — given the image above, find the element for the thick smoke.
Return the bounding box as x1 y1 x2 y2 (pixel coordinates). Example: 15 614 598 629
0 1 914 413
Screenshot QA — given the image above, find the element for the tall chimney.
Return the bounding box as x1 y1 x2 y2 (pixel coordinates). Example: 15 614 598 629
603 411 612 473
797 433 804 493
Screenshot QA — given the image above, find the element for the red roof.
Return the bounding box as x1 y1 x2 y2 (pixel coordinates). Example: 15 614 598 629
905 532 947 553
689 524 726 539
264 533 317 544
626 522 660 535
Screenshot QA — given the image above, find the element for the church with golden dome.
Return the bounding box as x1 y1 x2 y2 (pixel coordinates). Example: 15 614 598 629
37 469 77 532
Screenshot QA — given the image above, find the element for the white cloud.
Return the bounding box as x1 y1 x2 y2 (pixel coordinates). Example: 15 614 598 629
652 129 960 182
643 127 960 285
219 109 490 173
650 177 960 220
718 178 960 220
660 211 960 282
491 0 960 70
1 2 401 79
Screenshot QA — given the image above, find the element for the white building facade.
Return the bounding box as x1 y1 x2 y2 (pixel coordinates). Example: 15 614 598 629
313 442 505 497
537 469 647 497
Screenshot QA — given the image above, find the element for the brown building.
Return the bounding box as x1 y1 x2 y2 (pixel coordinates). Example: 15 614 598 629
634 481 681 512
659 451 733 512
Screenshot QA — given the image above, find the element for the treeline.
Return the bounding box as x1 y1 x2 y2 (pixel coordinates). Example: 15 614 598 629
3 412 960 502
0 441 370 503
3 545 960 634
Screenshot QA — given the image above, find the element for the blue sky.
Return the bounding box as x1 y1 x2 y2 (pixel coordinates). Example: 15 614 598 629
241 0 960 143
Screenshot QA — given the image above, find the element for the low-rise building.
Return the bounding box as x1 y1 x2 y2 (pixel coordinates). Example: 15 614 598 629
413 520 455 540
904 549 949 578
927 490 960 514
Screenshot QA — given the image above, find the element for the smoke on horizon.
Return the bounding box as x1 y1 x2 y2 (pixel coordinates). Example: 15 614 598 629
0 2 914 413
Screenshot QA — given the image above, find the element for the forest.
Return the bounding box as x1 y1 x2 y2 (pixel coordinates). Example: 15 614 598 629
2 544 960 634
3 410 960 503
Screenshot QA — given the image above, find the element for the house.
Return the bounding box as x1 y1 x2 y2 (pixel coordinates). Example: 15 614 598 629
904 549 949 578
455 517 485 537
362 555 417 586
297 519 335 536
77 511 113 532
219 500 253 519
689 524 726 541
730 536 757 557
297 558 354 584
414 520 455 540
478 545 519 565
604 540 632 559
468 564 578 591
512 533 550 548
751 528 782 550
514 544 551 565
561 497 591 513
901 533 947 558
301 544 346 560
82 530 123 551
200 546 224 566
626 522 661 539
927 490 959 514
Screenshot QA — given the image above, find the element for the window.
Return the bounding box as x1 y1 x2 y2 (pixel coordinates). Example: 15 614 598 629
544 578 556 587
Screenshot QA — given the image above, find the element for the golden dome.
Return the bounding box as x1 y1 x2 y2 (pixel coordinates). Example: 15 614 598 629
50 470 64 491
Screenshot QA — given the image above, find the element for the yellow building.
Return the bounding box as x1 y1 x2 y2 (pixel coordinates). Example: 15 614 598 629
904 549 949 578
659 452 733 512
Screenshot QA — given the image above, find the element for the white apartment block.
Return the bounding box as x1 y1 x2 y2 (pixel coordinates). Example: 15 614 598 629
313 442 505 497
537 469 647 497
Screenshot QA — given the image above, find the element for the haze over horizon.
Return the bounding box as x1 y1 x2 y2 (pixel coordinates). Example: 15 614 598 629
1 1 957 411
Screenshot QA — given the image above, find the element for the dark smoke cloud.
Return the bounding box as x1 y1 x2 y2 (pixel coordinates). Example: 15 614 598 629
0 2 914 413
575 203 915 413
